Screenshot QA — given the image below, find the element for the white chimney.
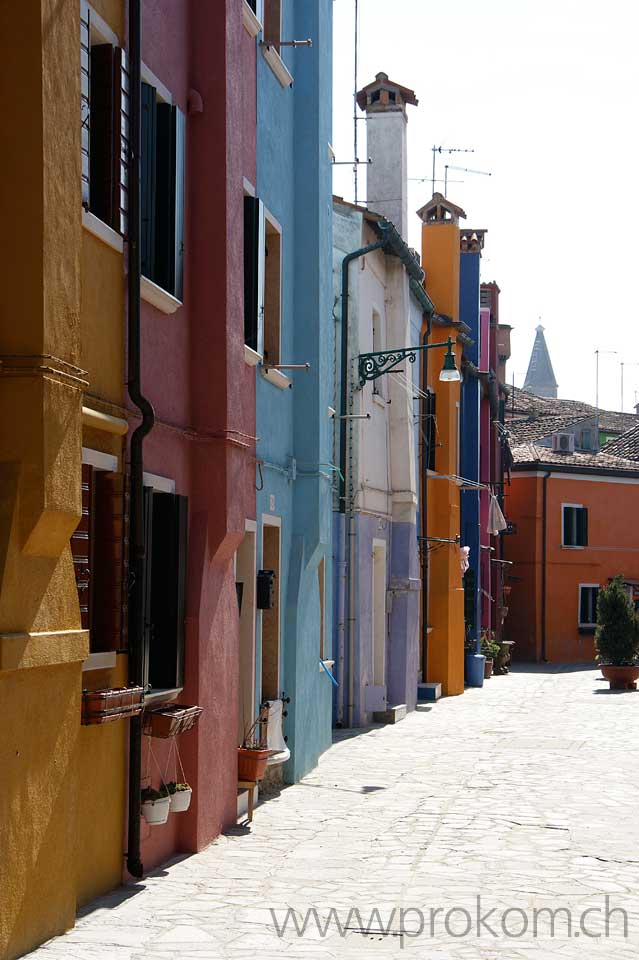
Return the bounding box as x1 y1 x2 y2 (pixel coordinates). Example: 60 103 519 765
357 72 418 241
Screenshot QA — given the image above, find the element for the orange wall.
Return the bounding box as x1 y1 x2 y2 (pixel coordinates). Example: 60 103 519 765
504 472 639 662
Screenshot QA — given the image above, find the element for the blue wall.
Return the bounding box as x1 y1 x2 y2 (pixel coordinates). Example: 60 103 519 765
460 251 481 644
255 0 334 781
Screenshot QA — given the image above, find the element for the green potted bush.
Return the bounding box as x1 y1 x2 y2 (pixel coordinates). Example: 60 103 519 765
480 629 500 679
596 576 639 690
141 785 170 825
166 781 192 813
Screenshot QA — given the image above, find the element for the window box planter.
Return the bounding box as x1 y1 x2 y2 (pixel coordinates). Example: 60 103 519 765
143 704 203 738
141 787 170 825
167 782 192 813
238 746 272 782
82 685 144 725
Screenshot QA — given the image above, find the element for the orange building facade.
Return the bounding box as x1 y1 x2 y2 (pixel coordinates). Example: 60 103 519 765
505 462 639 663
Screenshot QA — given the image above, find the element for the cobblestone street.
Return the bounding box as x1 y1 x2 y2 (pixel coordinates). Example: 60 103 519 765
28 667 639 958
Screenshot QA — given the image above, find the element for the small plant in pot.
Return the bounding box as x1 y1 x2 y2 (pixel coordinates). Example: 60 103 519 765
238 707 273 781
596 576 639 690
141 785 170 825
480 629 500 679
166 781 193 813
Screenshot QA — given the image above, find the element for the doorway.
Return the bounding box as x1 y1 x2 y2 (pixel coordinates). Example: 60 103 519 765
236 524 256 745
261 518 281 701
372 539 387 688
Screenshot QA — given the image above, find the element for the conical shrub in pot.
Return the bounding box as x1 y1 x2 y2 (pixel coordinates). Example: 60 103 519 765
596 576 639 690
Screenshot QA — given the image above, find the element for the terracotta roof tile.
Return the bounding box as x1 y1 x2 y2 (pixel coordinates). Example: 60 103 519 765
511 441 639 475
601 424 639 461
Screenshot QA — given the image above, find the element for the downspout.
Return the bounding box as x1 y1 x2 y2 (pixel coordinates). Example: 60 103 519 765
126 0 155 880
541 471 550 663
340 238 385 727
420 314 431 679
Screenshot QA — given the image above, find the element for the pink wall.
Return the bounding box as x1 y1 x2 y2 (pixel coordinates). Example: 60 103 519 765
126 0 257 872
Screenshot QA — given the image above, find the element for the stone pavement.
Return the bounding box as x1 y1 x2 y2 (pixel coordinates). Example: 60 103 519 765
27 666 639 958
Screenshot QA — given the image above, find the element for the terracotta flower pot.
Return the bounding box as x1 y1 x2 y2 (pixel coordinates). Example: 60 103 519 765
600 665 639 691
238 747 272 781
484 658 493 679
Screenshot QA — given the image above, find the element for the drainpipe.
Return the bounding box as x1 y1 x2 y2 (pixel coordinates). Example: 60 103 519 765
126 0 155 881
420 315 432 678
541 471 550 663
339 238 385 727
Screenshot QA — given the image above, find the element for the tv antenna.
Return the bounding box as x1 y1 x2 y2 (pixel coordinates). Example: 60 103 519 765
431 145 474 195
444 164 492 197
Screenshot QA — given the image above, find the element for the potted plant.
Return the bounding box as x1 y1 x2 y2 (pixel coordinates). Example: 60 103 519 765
480 629 500 679
596 576 639 690
464 625 485 688
238 708 273 781
141 785 170 825
166 781 192 813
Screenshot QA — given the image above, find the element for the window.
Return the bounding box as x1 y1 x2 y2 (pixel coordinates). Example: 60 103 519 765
141 487 188 691
579 585 599 627
424 390 436 472
140 82 186 299
71 462 128 652
563 505 588 547
318 557 325 660
244 196 265 355
80 2 129 234
263 0 281 51
580 430 592 450
243 199 281 364
264 216 282 365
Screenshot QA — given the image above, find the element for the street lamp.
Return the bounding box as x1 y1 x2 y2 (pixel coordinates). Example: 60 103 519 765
357 337 461 387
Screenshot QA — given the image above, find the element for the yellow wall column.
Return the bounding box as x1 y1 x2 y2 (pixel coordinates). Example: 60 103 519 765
419 196 466 696
0 3 88 957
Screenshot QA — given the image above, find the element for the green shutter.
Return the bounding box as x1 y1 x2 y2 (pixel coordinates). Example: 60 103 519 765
140 82 157 279
155 104 186 298
244 196 260 350
80 1 91 207
578 508 588 547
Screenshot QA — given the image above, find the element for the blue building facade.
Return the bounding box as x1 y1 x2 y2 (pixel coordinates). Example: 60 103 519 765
252 0 334 781
459 233 484 651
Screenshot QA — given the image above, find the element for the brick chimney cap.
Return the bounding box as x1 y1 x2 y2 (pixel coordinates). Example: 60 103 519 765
356 72 419 111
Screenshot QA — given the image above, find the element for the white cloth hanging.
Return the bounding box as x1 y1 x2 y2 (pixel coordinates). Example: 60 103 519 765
488 495 508 535
460 546 470 574
266 699 290 765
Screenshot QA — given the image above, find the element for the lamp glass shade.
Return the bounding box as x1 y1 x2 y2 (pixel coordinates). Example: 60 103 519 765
439 346 461 382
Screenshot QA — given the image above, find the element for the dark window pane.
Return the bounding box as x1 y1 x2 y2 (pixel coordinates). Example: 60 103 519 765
140 82 157 279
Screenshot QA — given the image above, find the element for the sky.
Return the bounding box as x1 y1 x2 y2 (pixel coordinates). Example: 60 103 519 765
332 0 639 412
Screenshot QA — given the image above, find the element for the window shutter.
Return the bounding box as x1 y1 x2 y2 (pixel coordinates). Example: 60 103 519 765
140 485 155 687
579 588 588 624
147 492 188 691
71 464 94 630
563 507 571 546
174 108 186 301
578 508 588 547
89 44 116 225
264 0 282 48
425 391 436 472
141 82 157 279
80 1 91 207
155 104 186 298
244 196 260 350
113 47 130 236
92 472 129 652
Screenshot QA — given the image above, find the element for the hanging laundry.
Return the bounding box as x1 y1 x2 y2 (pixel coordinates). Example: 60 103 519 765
488 495 508 535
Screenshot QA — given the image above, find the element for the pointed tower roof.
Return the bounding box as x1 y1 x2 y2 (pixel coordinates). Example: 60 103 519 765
523 325 558 399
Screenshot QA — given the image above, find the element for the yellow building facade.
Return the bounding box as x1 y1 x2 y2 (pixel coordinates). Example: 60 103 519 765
418 195 466 696
0 3 130 958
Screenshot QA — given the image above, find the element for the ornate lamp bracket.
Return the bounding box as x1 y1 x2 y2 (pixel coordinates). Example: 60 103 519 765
357 338 454 387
